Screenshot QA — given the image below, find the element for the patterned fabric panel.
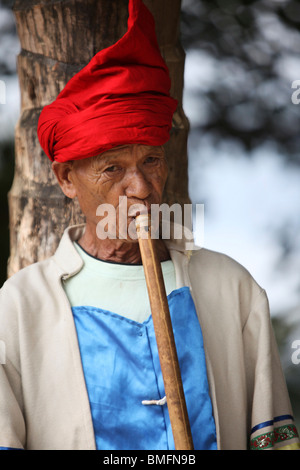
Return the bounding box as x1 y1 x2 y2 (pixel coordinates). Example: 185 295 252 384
250 415 300 450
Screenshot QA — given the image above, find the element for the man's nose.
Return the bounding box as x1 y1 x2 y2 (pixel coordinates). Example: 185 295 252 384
124 168 152 200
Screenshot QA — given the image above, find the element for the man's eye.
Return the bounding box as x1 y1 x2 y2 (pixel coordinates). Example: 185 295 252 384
144 156 159 164
104 165 119 173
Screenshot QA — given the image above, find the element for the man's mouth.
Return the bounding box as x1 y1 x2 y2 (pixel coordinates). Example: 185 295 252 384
127 202 150 218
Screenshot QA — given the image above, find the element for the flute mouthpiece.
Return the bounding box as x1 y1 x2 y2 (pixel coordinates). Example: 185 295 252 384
135 213 151 238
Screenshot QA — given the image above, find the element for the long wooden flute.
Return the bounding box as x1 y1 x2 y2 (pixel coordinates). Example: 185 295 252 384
135 213 194 450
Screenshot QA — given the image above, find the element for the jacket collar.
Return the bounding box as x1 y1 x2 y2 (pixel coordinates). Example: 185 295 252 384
53 224 86 278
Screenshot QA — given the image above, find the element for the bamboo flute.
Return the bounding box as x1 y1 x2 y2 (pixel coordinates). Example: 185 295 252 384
135 213 194 450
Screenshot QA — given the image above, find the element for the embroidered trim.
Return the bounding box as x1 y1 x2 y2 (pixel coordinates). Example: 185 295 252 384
251 414 294 434
250 424 299 450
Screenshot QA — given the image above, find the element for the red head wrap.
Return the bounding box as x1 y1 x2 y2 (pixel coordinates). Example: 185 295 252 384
37 0 177 162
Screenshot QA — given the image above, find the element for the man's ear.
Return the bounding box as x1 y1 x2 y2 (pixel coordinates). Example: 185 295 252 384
51 161 77 199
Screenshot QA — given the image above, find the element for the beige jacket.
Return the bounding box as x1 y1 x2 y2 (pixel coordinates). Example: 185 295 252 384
0 224 299 450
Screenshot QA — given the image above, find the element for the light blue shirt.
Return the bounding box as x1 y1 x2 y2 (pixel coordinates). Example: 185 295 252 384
63 242 176 323
63 243 217 450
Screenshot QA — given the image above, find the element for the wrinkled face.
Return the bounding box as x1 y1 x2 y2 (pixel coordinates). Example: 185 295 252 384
54 144 168 241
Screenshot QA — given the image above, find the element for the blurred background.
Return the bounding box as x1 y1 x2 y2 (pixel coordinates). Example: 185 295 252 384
0 0 299 429
180 0 300 428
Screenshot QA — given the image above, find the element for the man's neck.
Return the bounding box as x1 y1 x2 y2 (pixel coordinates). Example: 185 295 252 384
78 223 170 264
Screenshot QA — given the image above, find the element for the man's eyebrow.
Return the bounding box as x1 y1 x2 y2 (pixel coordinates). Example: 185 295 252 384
92 149 127 166
95 146 130 161
93 145 165 165
144 146 165 155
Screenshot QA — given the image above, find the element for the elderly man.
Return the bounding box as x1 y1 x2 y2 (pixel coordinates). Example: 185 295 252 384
0 0 299 451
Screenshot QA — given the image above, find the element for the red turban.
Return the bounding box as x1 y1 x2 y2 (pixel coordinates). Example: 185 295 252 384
37 0 177 162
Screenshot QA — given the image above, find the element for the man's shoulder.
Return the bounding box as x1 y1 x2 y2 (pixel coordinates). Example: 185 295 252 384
189 246 262 292
191 247 250 275
0 256 59 301
188 247 268 326
1 224 85 297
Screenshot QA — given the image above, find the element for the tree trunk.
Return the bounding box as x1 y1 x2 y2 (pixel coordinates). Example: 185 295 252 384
8 0 189 277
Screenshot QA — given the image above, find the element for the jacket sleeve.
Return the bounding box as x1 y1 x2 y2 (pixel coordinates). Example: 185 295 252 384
243 289 300 450
0 281 26 450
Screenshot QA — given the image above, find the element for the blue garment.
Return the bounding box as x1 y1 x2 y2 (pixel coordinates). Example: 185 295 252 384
72 286 217 450
0 447 22 450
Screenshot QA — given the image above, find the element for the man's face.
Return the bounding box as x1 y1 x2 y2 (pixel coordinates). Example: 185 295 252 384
57 144 168 241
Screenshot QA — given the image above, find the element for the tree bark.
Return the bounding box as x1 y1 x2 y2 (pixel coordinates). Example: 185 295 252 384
8 0 189 277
